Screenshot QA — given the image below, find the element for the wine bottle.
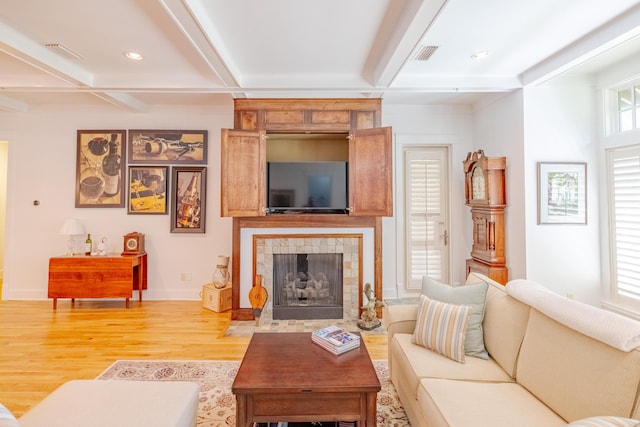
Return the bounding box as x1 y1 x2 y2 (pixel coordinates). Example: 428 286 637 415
102 133 121 197
85 234 92 256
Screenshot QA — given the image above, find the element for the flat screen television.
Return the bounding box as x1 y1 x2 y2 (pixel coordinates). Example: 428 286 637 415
267 161 349 214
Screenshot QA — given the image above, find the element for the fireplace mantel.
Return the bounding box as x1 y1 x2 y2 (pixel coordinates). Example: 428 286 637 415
231 215 382 320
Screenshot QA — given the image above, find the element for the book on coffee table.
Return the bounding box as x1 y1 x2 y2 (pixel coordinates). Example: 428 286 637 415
312 325 360 355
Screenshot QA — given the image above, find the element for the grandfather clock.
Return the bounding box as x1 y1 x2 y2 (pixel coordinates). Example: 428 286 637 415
463 150 508 284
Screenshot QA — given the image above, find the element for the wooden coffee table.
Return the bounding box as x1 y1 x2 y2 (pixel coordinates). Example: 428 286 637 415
232 332 381 427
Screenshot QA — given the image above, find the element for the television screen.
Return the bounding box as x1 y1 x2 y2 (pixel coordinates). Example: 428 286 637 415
267 162 348 213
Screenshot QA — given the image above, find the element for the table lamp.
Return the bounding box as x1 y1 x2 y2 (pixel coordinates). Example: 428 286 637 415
59 218 85 255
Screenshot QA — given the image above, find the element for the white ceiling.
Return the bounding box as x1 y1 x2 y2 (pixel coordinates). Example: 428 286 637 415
1 0 639 112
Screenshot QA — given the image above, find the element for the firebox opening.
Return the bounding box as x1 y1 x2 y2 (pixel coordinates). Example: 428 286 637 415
272 253 343 320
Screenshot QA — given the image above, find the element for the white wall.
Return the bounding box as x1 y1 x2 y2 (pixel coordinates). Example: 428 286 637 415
383 104 474 295
472 91 527 280
0 101 476 302
0 141 7 278
0 103 235 300
522 84 602 304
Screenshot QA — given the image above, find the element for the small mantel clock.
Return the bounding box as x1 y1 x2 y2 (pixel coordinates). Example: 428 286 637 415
462 150 508 284
122 232 146 256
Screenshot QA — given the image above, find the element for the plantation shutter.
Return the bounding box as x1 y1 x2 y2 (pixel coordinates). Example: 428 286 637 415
608 144 640 308
405 149 448 289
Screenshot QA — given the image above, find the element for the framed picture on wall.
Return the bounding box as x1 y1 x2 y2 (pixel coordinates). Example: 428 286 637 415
75 130 126 208
537 162 587 225
127 166 169 214
128 129 207 164
171 166 207 233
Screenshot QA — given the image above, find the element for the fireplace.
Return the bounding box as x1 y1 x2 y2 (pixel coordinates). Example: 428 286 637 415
253 234 362 322
272 253 343 319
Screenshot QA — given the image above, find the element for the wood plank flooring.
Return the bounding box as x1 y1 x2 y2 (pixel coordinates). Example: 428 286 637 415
0 300 388 417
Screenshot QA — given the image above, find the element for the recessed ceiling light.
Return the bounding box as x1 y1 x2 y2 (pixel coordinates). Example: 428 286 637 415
471 50 490 60
125 51 143 61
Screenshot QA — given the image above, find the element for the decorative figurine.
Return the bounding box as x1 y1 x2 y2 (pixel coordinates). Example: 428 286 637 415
357 282 383 330
97 237 108 256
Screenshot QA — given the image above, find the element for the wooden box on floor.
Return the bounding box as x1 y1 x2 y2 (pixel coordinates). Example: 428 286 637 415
202 284 232 312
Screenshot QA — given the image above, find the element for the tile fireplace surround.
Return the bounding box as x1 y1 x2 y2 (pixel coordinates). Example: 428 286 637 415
254 234 362 323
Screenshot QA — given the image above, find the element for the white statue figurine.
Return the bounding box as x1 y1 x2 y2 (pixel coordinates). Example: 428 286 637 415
97 237 108 256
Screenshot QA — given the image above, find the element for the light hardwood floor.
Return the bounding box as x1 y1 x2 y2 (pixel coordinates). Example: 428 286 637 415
0 299 388 417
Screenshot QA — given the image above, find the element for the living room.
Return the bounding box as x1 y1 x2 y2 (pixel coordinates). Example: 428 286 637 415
1 1 640 426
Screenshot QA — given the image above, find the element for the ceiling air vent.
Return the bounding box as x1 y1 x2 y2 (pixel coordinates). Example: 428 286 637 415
413 45 438 61
44 43 84 60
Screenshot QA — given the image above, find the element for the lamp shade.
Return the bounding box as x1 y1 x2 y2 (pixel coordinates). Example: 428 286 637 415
59 218 85 235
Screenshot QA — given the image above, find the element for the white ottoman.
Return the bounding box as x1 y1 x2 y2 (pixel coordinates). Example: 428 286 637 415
18 380 199 427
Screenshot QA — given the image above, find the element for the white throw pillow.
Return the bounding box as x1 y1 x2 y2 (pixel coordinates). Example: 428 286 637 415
422 276 489 359
412 294 472 363
0 403 19 427
567 416 640 427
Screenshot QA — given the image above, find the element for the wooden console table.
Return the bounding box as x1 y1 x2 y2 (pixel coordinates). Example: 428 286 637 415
48 254 147 309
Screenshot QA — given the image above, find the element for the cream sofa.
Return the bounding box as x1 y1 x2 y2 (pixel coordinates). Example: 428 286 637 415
383 272 640 427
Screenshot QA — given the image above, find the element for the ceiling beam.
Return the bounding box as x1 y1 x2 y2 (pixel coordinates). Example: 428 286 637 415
90 92 148 112
365 0 449 88
521 3 640 87
0 22 93 87
0 95 28 113
158 0 241 88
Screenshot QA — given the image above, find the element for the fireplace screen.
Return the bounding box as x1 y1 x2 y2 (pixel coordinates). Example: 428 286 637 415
272 253 343 319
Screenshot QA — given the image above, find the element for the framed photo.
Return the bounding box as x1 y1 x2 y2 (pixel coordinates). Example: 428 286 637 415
128 129 207 164
75 130 126 208
171 166 207 233
127 166 169 214
537 162 587 225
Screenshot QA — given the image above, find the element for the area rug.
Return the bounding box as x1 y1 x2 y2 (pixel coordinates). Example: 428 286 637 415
97 359 409 427
224 319 387 337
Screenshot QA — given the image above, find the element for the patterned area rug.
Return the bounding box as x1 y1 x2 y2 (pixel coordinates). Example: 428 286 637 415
224 319 387 337
97 359 409 427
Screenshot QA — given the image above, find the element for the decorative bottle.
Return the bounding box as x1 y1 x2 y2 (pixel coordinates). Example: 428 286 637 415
85 234 92 256
177 173 200 227
102 133 121 197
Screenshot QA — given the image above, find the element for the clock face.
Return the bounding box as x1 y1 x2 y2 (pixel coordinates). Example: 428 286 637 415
471 167 486 200
126 238 138 250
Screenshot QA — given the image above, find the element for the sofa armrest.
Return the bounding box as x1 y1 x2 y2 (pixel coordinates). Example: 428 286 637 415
383 303 418 341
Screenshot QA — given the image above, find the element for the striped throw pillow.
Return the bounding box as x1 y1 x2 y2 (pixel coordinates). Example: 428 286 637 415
568 417 640 427
412 295 472 363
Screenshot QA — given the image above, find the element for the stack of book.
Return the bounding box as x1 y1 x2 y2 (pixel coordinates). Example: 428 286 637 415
311 325 361 355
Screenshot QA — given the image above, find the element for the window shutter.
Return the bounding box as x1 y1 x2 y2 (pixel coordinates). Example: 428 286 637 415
608 144 640 306
405 149 446 288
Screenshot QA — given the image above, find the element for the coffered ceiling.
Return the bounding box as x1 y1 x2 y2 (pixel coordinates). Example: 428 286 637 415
1 0 639 112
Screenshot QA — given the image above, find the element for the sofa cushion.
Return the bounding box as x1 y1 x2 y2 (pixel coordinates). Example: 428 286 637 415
517 309 640 422
480 277 530 378
412 295 471 363
507 279 640 351
567 417 640 427
390 333 514 402
422 276 489 359
418 378 567 427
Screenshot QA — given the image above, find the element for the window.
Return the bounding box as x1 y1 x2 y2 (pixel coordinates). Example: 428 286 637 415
404 147 449 290
607 144 640 310
617 84 640 132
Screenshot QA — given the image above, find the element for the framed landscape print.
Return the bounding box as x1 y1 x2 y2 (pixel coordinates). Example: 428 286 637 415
537 162 587 225
127 166 169 214
128 129 207 164
171 166 207 233
75 130 126 208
